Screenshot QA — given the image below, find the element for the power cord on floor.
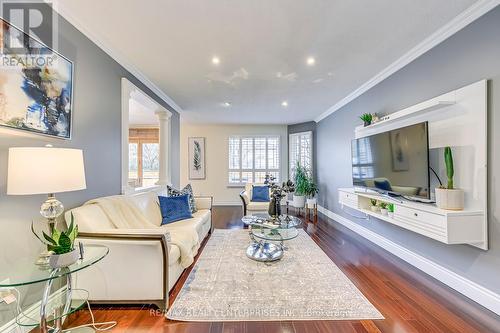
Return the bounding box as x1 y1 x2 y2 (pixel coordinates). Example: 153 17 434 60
12 287 117 331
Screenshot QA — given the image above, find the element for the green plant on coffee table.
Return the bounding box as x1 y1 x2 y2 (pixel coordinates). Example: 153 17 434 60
387 203 395 213
293 162 309 196
360 113 373 126
32 213 78 254
370 199 378 207
378 202 388 209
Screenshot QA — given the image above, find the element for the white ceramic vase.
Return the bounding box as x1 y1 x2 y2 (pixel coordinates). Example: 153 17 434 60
49 248 80 269
293 195 306 208
306 198 317 207
380 208 388 216
435 188 464 210
370 206 379 212
388 212 394 218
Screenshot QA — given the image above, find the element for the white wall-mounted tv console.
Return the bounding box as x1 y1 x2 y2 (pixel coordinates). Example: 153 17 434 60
347 80 488 250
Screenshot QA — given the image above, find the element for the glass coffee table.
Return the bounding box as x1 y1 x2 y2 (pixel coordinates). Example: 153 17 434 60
242 214 301 262
0 245 109 333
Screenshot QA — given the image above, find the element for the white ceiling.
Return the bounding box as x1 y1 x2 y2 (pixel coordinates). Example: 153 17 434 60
58 0 481 124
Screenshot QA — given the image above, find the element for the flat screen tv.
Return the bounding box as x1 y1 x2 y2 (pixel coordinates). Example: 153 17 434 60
351 122 430 199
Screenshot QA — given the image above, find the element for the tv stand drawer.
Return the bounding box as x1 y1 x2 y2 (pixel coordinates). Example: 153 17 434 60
339 191 358 208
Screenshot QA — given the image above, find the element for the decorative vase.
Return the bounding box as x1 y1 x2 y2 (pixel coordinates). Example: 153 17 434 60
268 197 281 217
380 208 388 216
388 212 394 218
370 206 379 212
435 188 464 210
292 195 305 208
49 248 80 269
363 120 371 127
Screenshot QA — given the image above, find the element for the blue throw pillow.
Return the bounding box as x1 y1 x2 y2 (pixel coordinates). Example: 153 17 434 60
252 185 270 202
159 194 193 225
374 179 392 192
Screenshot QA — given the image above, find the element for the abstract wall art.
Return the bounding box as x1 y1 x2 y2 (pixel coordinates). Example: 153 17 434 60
0 18 73 139
188 137 206 180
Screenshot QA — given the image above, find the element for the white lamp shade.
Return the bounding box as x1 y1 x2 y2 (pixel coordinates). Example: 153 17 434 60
7 147 87 195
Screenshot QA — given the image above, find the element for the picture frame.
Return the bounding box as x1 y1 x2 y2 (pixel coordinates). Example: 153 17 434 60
0 18 74 139
188 137 206 180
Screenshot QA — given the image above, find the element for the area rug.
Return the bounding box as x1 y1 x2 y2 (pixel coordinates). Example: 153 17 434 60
166 229 383 321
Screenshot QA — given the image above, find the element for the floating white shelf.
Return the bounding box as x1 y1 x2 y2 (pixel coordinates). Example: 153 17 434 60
338 188 487 250
356 100 455 137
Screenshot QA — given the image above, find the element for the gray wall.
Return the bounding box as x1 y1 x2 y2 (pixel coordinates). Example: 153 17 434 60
288 121 317 178
0 10 180 326
316 6 500 294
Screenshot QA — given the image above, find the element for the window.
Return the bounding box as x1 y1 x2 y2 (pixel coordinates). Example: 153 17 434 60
128 128 160 188
351 137 374 179
289 131 313 178
228 136 280 185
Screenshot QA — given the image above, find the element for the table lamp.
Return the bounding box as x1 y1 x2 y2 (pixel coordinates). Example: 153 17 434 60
7 146 86 233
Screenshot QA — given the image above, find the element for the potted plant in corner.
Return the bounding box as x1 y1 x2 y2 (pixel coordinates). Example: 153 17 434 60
360 113 373 127
305 176 319 208
32 213 80 268
370 199 379 212
435 147 464 210
292 162 308 208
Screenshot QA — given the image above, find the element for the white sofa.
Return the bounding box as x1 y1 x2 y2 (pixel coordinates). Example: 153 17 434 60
65 187 212 311
239 183 271 215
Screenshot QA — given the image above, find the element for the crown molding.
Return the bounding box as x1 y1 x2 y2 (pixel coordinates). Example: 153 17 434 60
50 2 183 114
314 0 500 123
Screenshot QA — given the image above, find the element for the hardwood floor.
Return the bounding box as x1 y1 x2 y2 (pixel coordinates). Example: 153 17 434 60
65 206 500 332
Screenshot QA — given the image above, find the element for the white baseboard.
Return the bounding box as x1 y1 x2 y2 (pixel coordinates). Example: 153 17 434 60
317 205 500 316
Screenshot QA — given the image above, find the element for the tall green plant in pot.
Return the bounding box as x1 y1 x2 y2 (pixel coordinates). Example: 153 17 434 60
292 162 308 208
435 147 464 210
305 176 319 207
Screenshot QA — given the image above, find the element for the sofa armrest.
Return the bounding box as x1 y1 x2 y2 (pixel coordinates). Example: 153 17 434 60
239 190 249 216
194 196 213 210
77 230 170 310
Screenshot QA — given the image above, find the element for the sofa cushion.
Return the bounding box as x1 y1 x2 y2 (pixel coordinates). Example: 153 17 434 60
128 192 162 226
244 183 268 200
251 185 270 202
247 201 270 212
159 194 193 225
167 184 197 213
66 204 115 232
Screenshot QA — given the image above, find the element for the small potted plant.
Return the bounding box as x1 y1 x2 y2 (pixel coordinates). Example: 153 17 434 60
292 162 308 208
370 199 379 212
305 176 319 208
32 213 80 268
379 202 388 216
360 113 373 127
435 147 464 210
387 203 395 218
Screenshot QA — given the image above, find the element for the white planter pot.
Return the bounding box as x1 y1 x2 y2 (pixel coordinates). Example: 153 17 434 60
49 248 80 269
380 208 388 216
388 212 394 218
292 195 306 208
370 206 379 212
306 198 317 207
435 188 464 210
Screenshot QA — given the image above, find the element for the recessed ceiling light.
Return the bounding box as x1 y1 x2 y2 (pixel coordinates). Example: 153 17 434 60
222 102 231 107
281 101 288 107
306 57 316 66
212 56 220 65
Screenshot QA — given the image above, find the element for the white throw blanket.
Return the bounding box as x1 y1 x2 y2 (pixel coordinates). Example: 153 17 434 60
85 195 199 268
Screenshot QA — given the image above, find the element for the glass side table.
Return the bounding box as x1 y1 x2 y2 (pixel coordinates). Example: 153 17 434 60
0 245 109 333
242 214 301 262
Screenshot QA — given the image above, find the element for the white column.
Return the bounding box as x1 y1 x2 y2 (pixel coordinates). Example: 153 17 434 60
155 109 172 185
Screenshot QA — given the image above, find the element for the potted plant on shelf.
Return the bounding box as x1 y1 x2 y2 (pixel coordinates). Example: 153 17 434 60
292 162 308 208
360 113 373 127
379 202 388 216
387 203 395 218
435 147 464 210
32 213 80 268
370 199 379 212
305 176 319 208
